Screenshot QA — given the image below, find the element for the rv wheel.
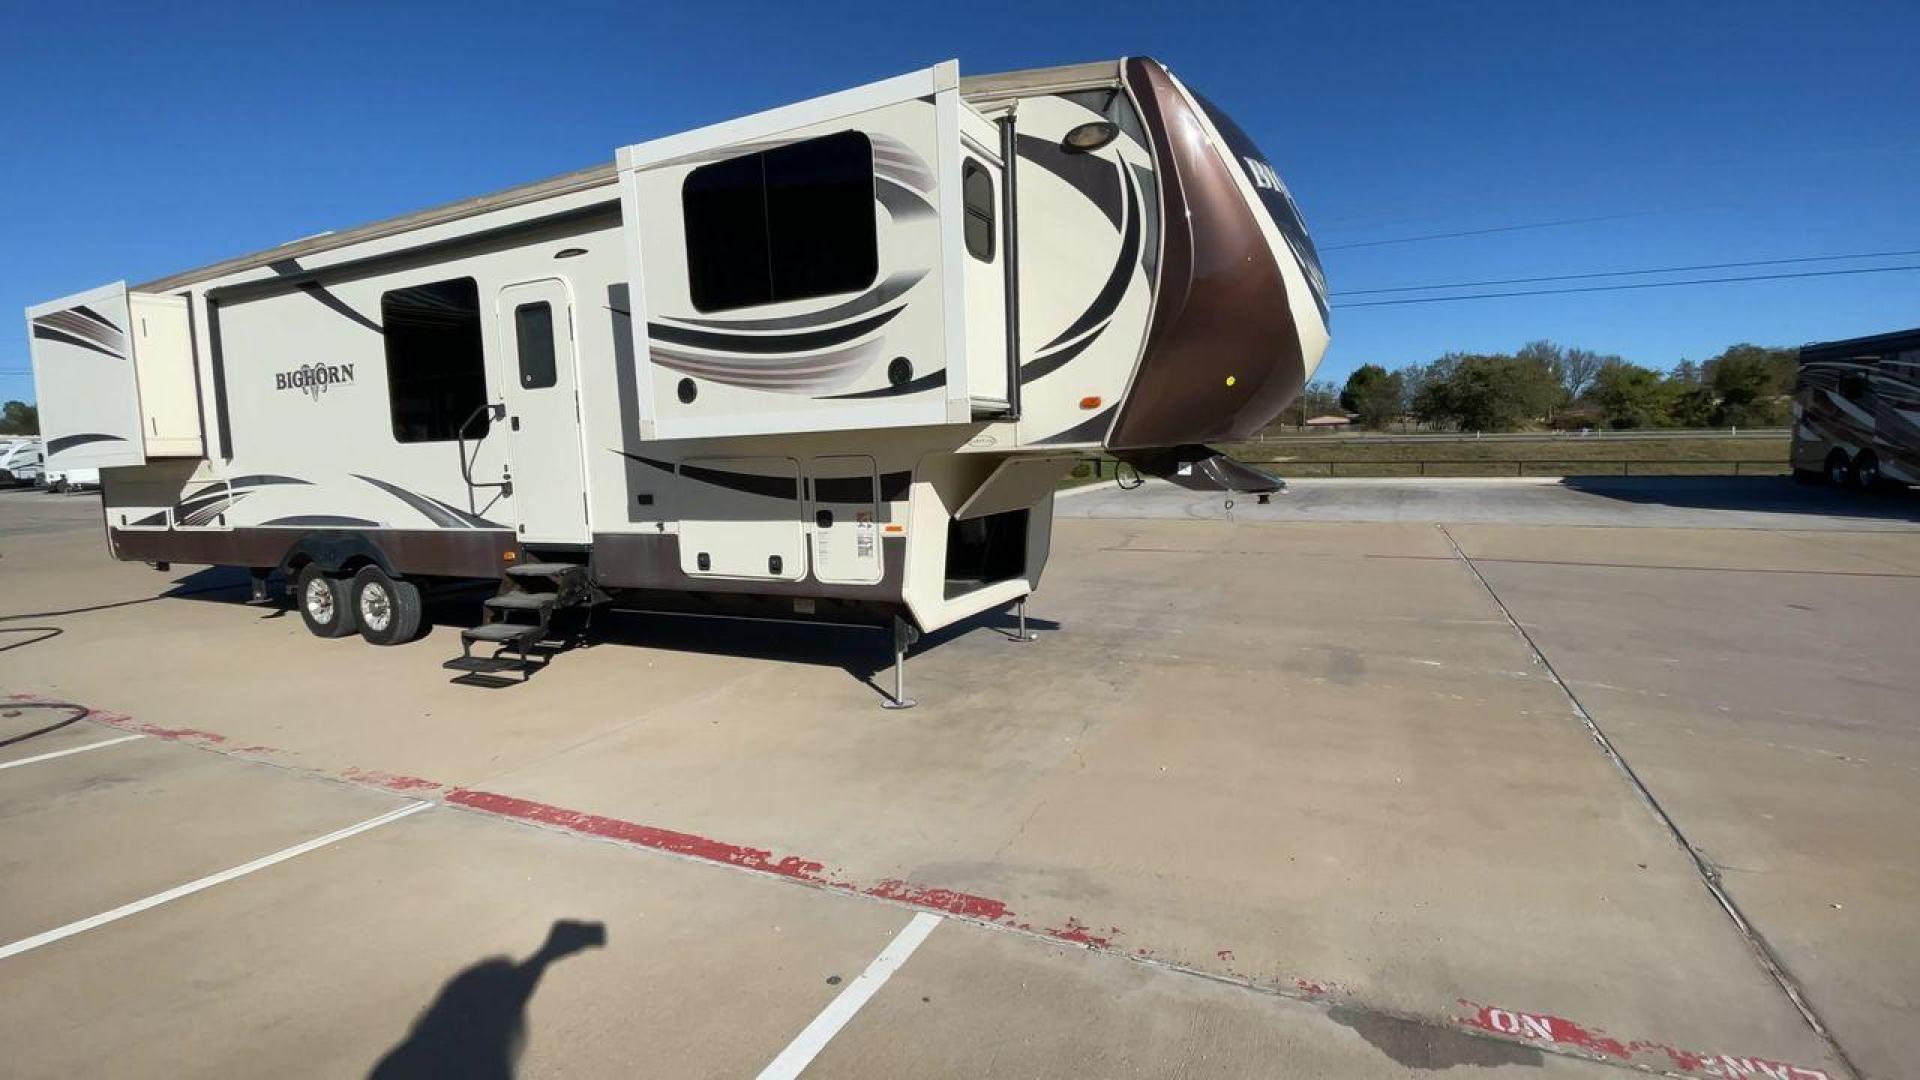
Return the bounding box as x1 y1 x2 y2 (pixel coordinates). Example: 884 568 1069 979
1825 450 1853 487
351 566 423 646
1853 452 1881 491
295 564 357 639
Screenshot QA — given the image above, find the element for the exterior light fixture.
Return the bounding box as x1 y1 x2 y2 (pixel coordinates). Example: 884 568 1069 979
1062 121 1119 153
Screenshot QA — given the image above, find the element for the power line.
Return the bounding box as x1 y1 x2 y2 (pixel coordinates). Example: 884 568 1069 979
1333 263 1920 309
1332 248 1920 296
1319 211 1669 252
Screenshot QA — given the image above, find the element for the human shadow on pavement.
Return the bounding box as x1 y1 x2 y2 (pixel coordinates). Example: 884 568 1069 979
368 919 607 1080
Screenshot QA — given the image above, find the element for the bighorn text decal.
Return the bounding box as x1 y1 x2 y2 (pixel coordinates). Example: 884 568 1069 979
276 362 354 400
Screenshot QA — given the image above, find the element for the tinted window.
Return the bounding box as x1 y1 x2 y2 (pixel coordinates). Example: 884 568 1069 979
963 159 995 261
683 130 877 312
515 301 557 389
1191 92 1328 323
383 278 488 443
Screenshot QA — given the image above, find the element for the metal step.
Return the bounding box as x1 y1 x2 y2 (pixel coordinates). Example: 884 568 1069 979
484 591 558 611
461 622 545 645
506 562 585 578
442 654 523 674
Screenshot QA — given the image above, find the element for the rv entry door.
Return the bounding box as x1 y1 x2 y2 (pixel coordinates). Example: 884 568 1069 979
496 279 590 544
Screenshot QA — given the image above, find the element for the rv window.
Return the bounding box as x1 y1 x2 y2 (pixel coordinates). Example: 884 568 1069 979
683 130 878 312
963 160 995 261
515 302 557 389
382 278 488 443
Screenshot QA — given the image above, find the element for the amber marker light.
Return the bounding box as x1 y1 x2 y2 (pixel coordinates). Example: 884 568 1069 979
1079 395 1102 410
1225 375 1237 387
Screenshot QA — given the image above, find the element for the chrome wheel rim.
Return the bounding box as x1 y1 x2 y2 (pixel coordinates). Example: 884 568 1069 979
305 578 335 624
359 582 393 633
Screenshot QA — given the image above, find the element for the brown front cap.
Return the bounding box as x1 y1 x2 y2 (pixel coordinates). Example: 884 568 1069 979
1107 58 1306 450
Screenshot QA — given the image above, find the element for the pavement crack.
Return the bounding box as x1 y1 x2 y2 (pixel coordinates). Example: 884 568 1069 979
992 798 1048 858
1434 523 1864 1080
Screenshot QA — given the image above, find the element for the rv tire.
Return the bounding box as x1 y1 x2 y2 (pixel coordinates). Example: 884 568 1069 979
296 563 357 638
1853 452 1881 491
351 565 423 646
1824 450 1853 488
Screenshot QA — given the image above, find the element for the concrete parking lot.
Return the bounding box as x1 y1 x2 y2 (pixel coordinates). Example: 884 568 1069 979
2 479 1915 1079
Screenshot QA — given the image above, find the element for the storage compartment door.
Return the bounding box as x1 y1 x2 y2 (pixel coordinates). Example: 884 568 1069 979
809 455 881 584
128 293 204 456
25 282 147 468
678 456 806 581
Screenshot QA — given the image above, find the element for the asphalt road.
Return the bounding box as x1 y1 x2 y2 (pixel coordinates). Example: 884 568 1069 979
2 485 1914 1078
1060 475 1920 531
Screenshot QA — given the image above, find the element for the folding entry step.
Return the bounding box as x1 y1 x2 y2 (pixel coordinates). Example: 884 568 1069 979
444 561 596 687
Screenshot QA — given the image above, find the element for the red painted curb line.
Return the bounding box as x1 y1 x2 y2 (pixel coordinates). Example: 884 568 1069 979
5 691 1840 1080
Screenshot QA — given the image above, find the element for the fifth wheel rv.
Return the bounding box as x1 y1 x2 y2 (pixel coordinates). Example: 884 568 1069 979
26 57 1330 699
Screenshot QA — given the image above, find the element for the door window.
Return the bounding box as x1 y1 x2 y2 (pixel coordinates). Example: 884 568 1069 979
514 301 557 389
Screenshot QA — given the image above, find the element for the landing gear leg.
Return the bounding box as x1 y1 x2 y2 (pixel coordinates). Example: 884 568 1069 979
882 615 919 710
246 568 276 606
1010 597 1036 644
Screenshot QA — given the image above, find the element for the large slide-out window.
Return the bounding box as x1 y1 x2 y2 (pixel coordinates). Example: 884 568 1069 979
682 130 877 313
383 278 488 443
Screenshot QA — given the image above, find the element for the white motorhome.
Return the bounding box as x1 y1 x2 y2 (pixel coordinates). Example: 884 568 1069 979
0 438 45 487
27 58 1329 696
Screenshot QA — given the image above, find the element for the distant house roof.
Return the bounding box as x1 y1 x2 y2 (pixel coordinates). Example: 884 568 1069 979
1304 414 1353 427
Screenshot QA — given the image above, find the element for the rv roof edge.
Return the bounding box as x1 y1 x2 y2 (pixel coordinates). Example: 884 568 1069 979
133 161 620 295
957 59 1124 102
129 59 1124 297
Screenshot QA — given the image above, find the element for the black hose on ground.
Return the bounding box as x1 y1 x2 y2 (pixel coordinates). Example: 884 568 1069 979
0 701 91 749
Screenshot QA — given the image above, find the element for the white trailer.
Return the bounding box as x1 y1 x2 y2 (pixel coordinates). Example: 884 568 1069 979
26 57 1329 698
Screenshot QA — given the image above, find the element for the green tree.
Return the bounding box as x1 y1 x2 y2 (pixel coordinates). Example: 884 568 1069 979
0 401 37 435
1340 364 1404 429
1705 343 1795 426
1590 361 1674 429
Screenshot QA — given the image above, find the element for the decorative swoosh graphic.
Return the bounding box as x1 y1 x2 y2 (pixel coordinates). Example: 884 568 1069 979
1021 326 1105 386
1035 404 1117 445
1017 133 1122 230
648 308 902 355
651 338 886 393
669 270 926 332
167 474 312 528
354 475 502 529
822 368 947 400
31 316 127 361
1040 168 1142 353
615 450 911 504
876 178 936 222
261 515 381 527
69 304 122 333
46 433 126 456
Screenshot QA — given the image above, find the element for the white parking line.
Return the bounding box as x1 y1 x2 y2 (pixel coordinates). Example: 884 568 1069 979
757 911 942 1080
0 734 144 771
0 801 430 962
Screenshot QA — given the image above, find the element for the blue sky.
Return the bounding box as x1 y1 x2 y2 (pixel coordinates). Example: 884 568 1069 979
3 0 1916 404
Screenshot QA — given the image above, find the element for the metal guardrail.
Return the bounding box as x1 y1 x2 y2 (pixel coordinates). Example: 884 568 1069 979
1246 460 1792 478
1072 458 1791 480
1243 428 1791 445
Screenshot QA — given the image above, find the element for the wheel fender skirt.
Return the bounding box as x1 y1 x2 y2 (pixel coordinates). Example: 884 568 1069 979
1117 445 1285 494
